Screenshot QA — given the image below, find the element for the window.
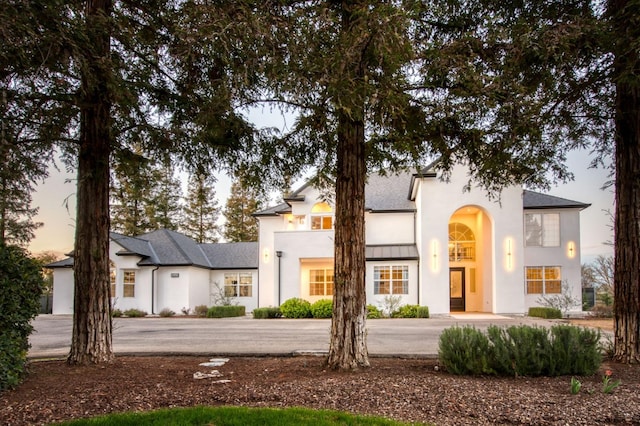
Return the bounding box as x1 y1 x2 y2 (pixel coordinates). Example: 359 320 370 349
311 202 333 230
123 270 136 297
374 265 409 295
526 266 561 294
525 213 560 247
109 261 116 297
224 272 253 297
309 269 334 296
449 223 475 262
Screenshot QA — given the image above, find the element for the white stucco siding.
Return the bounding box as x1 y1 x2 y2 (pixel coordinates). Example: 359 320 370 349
52 268 74 314
365 212 415 245
416 164 526 315
115 267 153 314
258 216 281 307
523 209 583 313
366 260 419 312
188 268 212 311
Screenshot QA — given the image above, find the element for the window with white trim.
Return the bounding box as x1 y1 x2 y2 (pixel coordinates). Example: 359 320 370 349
526 266 561 294
224 272 253 297
525 213 560 247
123 270 136 297
309 269 334 296
310 202 333 230
374 265 409 295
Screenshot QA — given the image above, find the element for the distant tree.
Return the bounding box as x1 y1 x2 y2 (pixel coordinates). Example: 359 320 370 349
584 255 615 292
147 158 183 231
223 176 262 242
183 172 220 243
110 151 155 235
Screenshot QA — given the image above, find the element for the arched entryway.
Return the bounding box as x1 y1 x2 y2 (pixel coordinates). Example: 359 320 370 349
448 206 493 312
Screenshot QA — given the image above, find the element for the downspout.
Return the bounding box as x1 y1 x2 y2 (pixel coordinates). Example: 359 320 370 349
151 265 159 315
276 251 283 306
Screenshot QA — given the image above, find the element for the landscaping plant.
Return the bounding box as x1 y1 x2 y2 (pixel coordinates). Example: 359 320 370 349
280 298 312 318
310 299 333 318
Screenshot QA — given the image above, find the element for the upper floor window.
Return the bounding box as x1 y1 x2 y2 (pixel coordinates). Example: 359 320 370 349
525 213 560 247
311 202 333 230
449 223 475 262
309 269 334 296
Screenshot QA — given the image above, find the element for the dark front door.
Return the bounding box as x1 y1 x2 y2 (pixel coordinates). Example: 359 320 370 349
449 267 465 312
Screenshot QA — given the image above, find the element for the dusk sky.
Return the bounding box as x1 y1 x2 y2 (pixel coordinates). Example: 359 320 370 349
29 145 614 265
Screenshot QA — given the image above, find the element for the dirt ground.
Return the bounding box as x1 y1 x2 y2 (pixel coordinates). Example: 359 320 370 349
3 318 638 426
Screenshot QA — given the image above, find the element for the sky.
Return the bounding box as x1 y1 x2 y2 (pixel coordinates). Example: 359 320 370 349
28 143 614 265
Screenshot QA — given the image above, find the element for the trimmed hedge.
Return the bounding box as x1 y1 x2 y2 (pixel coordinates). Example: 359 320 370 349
416 306 430 318
393 304 419 318
438 324 601 377
310 299 333 318
528 306 562 319
123 308 147 318
280 298 312 318
207 305 246 318
253 307 282 319
367 304 382 319
0 244 44 390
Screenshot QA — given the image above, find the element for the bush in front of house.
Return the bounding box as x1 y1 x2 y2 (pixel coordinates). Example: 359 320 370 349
393 304 419 318
416 306 430 318
112 308 123 318
0 244 44 390
310 299 333 318
439 324 601 377
528 306 562 319
207 305 246 318
123 308 147 317
253 307 282 319
194 305 208 317
366 304 382 319
159 308 175 317
280 298 312 318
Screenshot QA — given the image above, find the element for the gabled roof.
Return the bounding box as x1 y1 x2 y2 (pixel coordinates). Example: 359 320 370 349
523 190 590 210
47 229 259 270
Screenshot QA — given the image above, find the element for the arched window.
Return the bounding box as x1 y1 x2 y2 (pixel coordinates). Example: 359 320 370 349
449 223 476 262
311 202 333 230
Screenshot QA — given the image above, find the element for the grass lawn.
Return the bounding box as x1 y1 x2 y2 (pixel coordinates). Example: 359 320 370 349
58 406 426 425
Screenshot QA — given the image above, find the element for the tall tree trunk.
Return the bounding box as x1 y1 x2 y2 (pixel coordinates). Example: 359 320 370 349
68 0 114 365
327 1 369 370
610 0 640 363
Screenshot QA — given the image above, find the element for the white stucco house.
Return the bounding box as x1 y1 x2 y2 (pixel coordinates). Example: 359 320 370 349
49 161 589 316
255 162 589 316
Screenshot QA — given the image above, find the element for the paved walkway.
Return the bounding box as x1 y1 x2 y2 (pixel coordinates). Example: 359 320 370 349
29 314 570 359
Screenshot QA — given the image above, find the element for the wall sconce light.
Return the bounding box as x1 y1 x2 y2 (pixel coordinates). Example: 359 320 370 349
431 239 439 272
568 241 575 259
505 237 513 271
263 248 270 264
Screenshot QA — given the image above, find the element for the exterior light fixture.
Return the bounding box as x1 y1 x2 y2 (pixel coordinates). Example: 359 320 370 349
263 248 270 264
568 241 575 259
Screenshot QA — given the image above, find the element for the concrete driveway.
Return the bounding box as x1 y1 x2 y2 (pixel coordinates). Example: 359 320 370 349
29 314 564 359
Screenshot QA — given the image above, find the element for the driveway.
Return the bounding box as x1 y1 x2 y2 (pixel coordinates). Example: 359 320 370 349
29 314 565 359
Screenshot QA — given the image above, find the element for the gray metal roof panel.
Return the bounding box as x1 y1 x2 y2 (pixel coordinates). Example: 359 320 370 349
365 244 419 260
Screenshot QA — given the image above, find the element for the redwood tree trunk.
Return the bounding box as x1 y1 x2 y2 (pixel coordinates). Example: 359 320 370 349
610 0 640 363
68 0 114 365
326 1 369 370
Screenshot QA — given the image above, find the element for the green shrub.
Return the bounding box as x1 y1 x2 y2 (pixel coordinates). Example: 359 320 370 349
280 298 312 318
310 299 333 318
438 326 493 375
159 308 175 317
207 305 246 318
440 324 602 377
528 306 562 319
112 308 123 318
0 244 44 390
393 304 419 318
366 304 382 319
194 305 209 317
123 308 147 318
253 307 282 319
416 306 430 318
